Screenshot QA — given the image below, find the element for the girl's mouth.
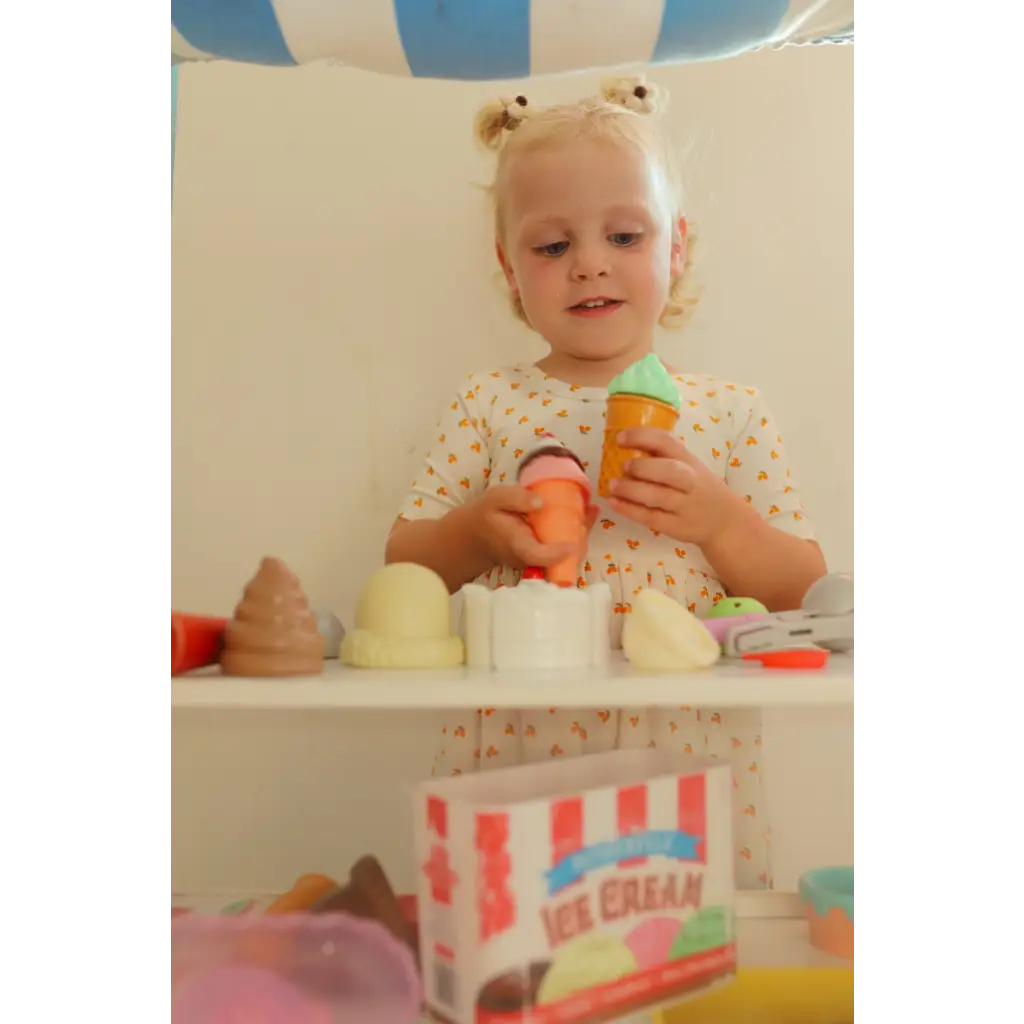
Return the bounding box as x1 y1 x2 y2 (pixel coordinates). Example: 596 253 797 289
568 299 623 317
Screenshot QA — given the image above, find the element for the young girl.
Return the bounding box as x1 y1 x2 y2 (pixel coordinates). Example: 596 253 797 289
385 77 826 889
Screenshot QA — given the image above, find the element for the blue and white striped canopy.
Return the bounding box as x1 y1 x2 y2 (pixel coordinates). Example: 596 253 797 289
171 0 853 79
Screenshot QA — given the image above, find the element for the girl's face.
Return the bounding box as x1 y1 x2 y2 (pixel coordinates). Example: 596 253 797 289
498 136 683 371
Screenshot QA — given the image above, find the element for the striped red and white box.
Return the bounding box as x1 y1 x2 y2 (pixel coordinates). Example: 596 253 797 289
415 750 735 1024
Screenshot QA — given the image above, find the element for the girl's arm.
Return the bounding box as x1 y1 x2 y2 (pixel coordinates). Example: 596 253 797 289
705 388 826 609
385 506 492 594
388 485 582 595
386 377 493 592
700 505 826 611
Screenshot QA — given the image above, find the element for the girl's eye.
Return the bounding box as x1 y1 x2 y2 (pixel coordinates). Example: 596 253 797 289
609 232 640 247
534 241 569 257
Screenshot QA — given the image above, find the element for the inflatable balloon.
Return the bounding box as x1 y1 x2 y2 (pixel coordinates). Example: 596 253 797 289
170 0 852 78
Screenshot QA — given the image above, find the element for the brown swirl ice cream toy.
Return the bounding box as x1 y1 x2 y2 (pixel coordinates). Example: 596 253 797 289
311 855 420 962
220 556 325 676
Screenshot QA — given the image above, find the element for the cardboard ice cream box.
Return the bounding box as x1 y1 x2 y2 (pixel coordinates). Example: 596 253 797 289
415 750 736 1024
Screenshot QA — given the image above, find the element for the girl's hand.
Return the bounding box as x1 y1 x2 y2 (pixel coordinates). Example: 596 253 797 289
467 485 600 570
607 428 751 547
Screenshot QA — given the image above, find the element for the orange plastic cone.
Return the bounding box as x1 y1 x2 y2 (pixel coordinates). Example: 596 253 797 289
171 612 228 676
525 479 588 587
598 393 680 498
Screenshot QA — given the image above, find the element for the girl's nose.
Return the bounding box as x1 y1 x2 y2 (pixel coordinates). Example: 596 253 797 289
569 244 611 282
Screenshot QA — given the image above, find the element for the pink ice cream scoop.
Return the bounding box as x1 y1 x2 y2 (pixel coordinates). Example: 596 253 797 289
173 966 322 1023
172 914 422 1024
518 453 593 499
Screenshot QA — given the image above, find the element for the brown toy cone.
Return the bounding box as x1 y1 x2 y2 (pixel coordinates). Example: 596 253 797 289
525 479 587 588
598 393 680 498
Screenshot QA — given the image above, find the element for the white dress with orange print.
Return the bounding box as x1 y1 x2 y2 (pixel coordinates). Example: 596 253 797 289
396 364 817 889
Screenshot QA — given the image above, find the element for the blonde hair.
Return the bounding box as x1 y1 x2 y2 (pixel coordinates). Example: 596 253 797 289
474 76 699 331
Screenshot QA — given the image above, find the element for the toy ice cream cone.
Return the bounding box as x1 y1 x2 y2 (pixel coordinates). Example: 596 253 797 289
598 394 679 497
264 873 339 915
518 436 593 588
171 612 228 676
221 557 325 677
527 480 588 587
598 353 682 498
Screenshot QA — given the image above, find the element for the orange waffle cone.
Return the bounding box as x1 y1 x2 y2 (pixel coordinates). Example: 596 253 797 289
525 479 587 587
264 873 338 914
598 393 680 498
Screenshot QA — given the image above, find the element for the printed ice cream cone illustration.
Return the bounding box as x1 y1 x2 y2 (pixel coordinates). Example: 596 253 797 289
517 435 593 588
598 353 681 498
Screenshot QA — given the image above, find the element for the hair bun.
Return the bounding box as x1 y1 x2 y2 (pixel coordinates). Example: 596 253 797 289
600 76 664 115
473 95 533 151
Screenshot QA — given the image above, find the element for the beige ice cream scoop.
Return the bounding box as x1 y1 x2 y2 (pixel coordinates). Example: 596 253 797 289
622 589 721 671
340 563 464 668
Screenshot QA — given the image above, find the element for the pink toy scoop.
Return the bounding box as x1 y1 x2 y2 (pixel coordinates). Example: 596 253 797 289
172 913 422 1024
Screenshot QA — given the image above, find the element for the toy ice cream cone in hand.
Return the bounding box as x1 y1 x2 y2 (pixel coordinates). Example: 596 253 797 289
598 353 682 498
518 435 594 588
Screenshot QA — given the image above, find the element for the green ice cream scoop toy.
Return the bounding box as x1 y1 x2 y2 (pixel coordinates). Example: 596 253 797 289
607 353 682 409
598 354 682 498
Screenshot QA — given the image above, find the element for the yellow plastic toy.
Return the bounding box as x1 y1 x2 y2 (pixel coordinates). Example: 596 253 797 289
658 966 853 1023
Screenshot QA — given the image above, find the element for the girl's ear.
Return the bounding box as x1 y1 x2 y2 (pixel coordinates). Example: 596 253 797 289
670 217 688 276
496 241 519 296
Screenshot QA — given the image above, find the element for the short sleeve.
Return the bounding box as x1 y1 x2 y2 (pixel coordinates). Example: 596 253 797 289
723 389 817 541
396 377 491 522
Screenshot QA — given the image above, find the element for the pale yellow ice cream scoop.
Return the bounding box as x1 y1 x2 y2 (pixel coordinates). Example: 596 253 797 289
622 589 721 671
537 932 639 1004
340 562 464 668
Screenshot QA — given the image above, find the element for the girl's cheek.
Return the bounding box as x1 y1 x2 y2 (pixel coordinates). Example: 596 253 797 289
525 258 558 287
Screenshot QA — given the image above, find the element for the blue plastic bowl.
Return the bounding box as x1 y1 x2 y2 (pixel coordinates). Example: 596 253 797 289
798 866 854 919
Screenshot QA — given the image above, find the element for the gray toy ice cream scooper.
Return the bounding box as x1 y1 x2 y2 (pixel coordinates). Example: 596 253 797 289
721 574 853 658
314 609 346 658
